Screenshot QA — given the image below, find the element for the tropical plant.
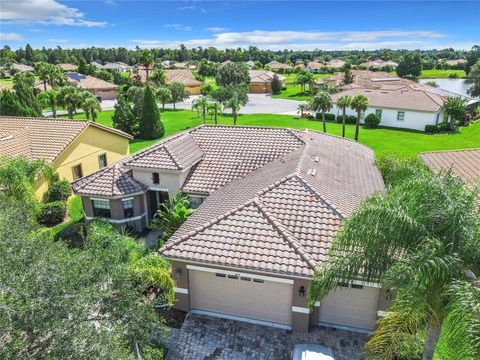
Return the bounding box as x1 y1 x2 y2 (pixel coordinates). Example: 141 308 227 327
208 102 222 124
297 103 307 118
350 94 369 141
168 82 190 110
37 90 60 118
139 49 154 79
465 60 480 97
35 62 51 91
308 167 480 360
156 86 172 110
192 96 209 124
296 69 314 93
445 96 466 130
58 85 81 119
137 85 164 139
81 94 102 121
225 93 244 125
308 91 333 133
336 95 352 138
149 68 166 86
152 193 194 241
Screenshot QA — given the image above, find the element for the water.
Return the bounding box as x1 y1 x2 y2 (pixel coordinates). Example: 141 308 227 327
419 78 472 97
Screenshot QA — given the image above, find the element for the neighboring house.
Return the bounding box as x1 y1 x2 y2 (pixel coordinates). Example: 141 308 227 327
248 70 286 93
35 73 117 100
161 60 176 68
72 125 390 333
306 61 324 73
314 70 415 90
361 59 398 69
330 86 447 131
58 63 78 72
137 68 201 94
443 59 467 67
11 63 34 72
91 61 104 69
103 62 132 72
0 116 132 198
326 59 345 69
246 60 256 69
266 61 292 71
174 62 197 70
420 149 480 183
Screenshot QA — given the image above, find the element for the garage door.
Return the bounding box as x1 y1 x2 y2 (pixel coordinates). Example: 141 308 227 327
189 269 293 326
318 285 379 331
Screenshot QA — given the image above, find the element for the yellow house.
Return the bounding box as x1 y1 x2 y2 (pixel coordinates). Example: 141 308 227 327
0 116 132 198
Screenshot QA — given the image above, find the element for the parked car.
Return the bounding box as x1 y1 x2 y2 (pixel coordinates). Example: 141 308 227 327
291 344 334 360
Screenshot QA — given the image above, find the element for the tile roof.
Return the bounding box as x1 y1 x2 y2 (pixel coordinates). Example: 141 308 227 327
136 68 201 86
35 73 117 91
306 61 323 70
249 70 286 84
11 63 34 72
420 149 480 183
266 61 292 69
58 64 78 71
0 116 132 162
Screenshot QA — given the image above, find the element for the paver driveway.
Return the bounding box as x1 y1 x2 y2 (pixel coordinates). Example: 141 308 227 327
161 314 368 360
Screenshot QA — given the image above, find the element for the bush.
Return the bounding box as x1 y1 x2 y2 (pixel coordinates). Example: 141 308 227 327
271 74 283 94
364 113 381 128
425 122 450 133
38 201 67 227
315 113 336 121
45 179 72 202
337 115 357 124
305 113 315 120
376 154 426 187
448 73 459 78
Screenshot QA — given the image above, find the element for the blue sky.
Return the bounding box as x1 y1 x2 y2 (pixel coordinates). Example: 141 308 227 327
1 1 479 50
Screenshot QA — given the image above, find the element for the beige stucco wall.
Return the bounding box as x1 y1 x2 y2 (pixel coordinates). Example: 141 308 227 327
92 89 117 100
186 85 201 95
132 169 190 198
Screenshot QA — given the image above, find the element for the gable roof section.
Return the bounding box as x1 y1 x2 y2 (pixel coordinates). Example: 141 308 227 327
249 70 286 83
420 149 480 183
165 70 202 86
0 116 132 162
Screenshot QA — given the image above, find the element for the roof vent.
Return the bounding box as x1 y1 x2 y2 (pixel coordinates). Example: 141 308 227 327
307 168 317 176
0 135 13 141
314 156 320 163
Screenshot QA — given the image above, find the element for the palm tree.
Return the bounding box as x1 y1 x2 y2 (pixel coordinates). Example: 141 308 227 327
350 94 369 142
58 85 81 119
156 87 172 110
337 95 352 138
47 65 66 88
37 90 60 118
139 50 154 79
193 96 209 124
149 68 166 86
208 102 222 124
35 62 50 91
308 168 480 360
297 103 307 118
444 96 466 130
82 96 102 122
225 94 241 125
308 91 332 133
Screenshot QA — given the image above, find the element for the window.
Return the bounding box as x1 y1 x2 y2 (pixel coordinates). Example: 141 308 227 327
227 275 238 280
240 277 251 281
122 198 134 218
72 164 83 180
215 273 226 278
253 279 264 283
152 172 160 185
397 111 405 121
360 111 366 120
92 199 111 218
375 109 382 120
98 153 107 168
189 196 204 209
351 284 364 289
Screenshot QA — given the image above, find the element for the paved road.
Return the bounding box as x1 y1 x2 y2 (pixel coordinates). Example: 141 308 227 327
42 94 303 117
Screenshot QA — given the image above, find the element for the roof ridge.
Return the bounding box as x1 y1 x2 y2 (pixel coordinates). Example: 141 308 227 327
252 199 317 270
163 144 181 170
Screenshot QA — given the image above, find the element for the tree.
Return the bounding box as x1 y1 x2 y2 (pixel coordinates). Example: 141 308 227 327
208 102 221 124
152 193 194 242
112 95 137 135
137 85 164 139
308 165 480 360
81 93 102 121
444 96 466 130
156 86 172 110
0 200 174 359
350 94 369 141
271 74 283 94
213 83 249 107
37 90 60 118
225 93 244 125
192 96 209 124
0 90 33 116
168 82 190 110
342 62 354 85
296 69 314 93
216 62 250 87
297 103 307 118
12 72 42 116
58 85 81 119
139 50 154 79
149 68 166 86
35 62 50 91
309 91 332 133
465 60 480 97
465 45 480 75
396 53 422 79
336 95 352 138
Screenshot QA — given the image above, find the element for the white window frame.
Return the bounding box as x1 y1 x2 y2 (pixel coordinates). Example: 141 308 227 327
397 111 405 121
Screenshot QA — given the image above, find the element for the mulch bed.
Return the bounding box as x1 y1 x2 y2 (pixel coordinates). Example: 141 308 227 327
157 307 188 328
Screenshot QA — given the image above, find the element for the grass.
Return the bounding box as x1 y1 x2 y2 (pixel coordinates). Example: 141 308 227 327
390 69 466 79
203 76 220 91
272 73 332 101
0 78 14 88
71 109 480 157
50 196 84 239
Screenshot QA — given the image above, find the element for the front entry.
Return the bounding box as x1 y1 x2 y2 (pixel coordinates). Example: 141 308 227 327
148 190 169 220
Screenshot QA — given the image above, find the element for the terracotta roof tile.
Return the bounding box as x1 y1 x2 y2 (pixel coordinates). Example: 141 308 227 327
420 149 480 183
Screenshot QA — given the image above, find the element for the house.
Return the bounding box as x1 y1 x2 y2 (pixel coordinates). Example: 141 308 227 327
72 125 391 332
11 63 34 72
58 63 78 72
266 61 292 71
314 70 415 90
161 60 176 68
306 61 324 73
361 59 398 69
248 70 286 93
91 61 104 69
0 116 132 198
330 85 447 131
420 149 480 183
326 59 345 69
102 62 132 72
443 59 467 67
174 62 197 70
137 68 201 94
35 73 118 100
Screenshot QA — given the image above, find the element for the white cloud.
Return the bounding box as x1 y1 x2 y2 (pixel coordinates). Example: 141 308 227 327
0 32 23 41
1 0 107 27
205 27 226 32
164 23 192 31
29 28 46 32
104 0 117 5
48 38 67 43
178 5 207 13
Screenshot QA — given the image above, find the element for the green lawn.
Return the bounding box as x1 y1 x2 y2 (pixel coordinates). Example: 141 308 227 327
390 69 466 79
272 73 332 101
203 76 220 91
0 78 14 88
72 109 480 157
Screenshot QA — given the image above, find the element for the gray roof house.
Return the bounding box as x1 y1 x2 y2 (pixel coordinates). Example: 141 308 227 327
72 125 389 333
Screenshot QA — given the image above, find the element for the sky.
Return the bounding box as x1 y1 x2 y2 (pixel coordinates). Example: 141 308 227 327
0 0 479 51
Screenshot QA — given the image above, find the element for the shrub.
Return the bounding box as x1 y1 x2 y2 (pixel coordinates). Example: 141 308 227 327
38 201 67 227
337 115 357 124
315 113 336 121
376 154 426 187
271 74 283 94
448 73 459 78
45 179 72 202
364 113 381 128
425 123 451 133
305 113 315 120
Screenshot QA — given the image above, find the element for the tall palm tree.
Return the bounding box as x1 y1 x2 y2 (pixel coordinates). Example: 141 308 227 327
444 96 466 130
156 86 172 110
336 95 352 138
297 103 307 118
37 90 60 118
309 169 480 360
308 91 332 133
208 102 222 124
139 50 154 79
35 62 50 91
225 94 241 125
350 94 369 142
58 85 81 119
82 96 102 121
149 68 166 86
193 96 209 124
47 65 66 88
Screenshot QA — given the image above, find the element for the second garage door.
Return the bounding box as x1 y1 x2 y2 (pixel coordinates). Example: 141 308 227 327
189 269 293 326
319 285 380 331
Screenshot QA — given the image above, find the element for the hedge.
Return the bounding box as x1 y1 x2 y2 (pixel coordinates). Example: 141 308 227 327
364 113 381 128
45 179 72 202
337 115 357 124
314 113 336 121
425 122 451 133
38 201 67 227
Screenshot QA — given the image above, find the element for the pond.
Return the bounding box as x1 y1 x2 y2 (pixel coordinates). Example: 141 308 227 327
419 78 472 97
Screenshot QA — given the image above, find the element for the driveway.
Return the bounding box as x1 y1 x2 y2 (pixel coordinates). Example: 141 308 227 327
161 314 367 360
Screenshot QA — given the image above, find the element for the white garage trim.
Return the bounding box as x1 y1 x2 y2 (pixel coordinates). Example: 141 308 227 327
174 287 189 294
191 309 291 330
319 322 371 335
186 264 294 284
292 306 310 314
